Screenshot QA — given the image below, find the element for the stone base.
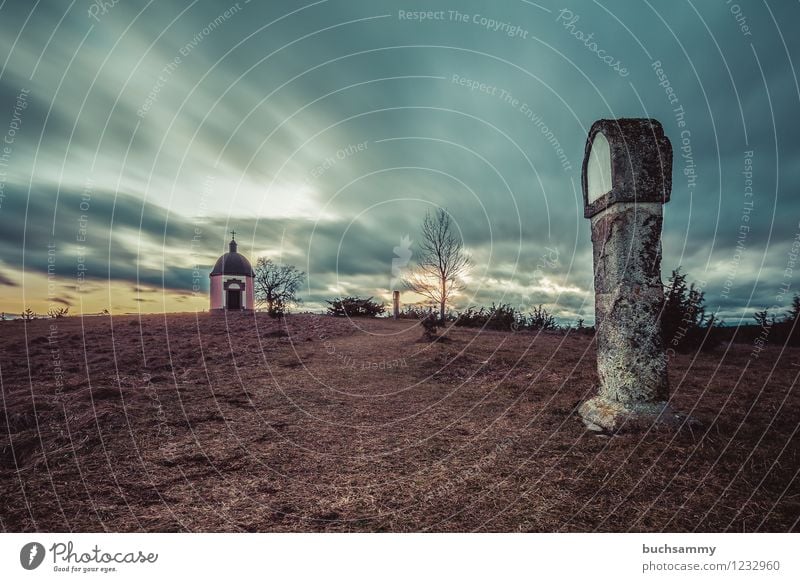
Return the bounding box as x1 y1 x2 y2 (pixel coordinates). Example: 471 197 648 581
578 396 689 433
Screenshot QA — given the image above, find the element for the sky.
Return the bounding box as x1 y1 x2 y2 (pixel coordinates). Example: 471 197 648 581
0 0 798 323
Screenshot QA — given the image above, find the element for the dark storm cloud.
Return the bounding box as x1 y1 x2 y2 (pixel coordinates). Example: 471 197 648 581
0 0 798 319
0 271 19 287
0 181 203 291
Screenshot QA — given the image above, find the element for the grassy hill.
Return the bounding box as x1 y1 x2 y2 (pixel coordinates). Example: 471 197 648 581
0 313 797 532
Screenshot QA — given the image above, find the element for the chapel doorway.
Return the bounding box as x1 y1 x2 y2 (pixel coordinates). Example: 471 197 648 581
226 288 241 309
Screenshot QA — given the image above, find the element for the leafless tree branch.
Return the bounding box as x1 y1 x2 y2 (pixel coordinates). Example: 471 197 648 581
253 257 305 317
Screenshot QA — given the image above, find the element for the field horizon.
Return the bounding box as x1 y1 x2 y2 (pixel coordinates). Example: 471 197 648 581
1 312 796 532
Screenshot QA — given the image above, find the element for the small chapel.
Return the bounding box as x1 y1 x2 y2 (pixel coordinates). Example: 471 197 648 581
209 231 255 311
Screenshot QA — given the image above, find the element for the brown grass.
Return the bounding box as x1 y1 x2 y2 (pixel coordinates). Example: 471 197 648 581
0 312 797 532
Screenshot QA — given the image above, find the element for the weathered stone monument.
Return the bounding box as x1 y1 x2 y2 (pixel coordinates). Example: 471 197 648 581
578 118 682 432
393 290 400 319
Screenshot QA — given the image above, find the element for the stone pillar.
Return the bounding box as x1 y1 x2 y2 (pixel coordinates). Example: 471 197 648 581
393 290 400 319
578 119 680 432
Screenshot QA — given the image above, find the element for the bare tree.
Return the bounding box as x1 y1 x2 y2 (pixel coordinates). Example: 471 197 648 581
48 306 70 318
253 257 305 317
404 208 470 322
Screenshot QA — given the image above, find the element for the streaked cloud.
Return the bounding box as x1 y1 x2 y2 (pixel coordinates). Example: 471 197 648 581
0 0 797 322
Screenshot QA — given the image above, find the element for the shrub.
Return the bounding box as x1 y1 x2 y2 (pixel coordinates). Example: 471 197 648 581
21 308 37 321
48 306 70 318
752 309 774 328
573 318 595 336
526 304 557 331
755 293 800 346
781 294 800 346
326 296 386 317
455 304 516 331
254 258 305 318
421 311 443 340
455 303 558 332
661 268 720 353
396 305 431 319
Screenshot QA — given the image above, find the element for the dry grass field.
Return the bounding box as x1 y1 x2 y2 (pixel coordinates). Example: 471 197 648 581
1 313 797 532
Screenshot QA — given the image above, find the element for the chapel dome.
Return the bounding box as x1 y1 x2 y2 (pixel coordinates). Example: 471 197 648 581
210 238 254 277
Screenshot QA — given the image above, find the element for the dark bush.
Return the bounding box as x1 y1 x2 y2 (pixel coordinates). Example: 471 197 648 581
526 304 557 331
421 312 443 340
753 293 800 346
660 268 721 353
396 305 430 320
455 303 558 332
48 306 70 318
573 318 595 336
326 296 386 317
781 294 800 346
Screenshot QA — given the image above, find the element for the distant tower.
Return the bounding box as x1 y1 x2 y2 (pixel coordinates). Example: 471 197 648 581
209 231 255 311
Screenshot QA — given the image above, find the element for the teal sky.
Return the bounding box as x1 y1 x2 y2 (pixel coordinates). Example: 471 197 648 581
0 0 798 321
